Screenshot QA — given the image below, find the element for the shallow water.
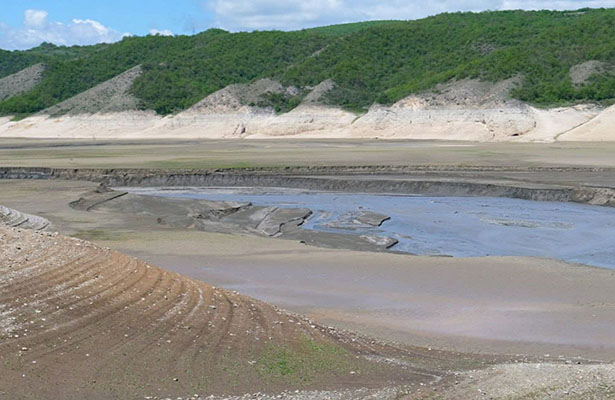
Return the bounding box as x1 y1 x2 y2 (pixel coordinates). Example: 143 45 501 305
125 187 615 269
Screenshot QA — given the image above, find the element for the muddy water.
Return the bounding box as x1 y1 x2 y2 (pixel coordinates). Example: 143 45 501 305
124 187 615 269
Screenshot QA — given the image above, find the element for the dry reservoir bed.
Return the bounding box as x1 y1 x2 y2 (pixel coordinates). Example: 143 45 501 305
3 141 615 397
2 179 615 363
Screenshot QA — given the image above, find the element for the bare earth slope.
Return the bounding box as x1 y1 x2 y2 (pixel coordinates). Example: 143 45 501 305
154 79 356 139
0 64 45 102
0 73 612 141
42 65 143 116
570 60 609 85
0 224 445 399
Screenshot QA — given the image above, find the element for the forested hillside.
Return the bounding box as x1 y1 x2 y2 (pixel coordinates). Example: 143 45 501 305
1 8 615 117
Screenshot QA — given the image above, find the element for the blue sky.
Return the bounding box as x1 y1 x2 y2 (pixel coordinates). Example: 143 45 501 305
2 0 615 50
1 0 212 35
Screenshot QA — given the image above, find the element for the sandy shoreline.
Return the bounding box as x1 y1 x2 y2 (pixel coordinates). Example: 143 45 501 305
2 178 615 361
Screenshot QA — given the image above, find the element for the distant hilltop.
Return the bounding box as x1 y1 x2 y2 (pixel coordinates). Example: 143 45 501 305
2 9 615 142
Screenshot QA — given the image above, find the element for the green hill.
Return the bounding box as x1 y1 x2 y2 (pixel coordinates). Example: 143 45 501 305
2 9 615 117
303 20 399 36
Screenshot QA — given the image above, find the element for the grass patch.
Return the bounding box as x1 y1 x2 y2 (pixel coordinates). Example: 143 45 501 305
255 336 357 386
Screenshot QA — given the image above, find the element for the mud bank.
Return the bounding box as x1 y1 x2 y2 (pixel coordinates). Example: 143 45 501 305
2 166 615 207
130 187 615 269
69 186 398 252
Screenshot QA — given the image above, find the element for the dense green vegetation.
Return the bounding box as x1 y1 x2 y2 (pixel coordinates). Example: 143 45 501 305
283 9 615 109
132 30 329 114
303 20 398 36
2 9 615 116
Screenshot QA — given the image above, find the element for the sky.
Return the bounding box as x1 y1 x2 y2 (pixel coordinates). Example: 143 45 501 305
1 0 615 50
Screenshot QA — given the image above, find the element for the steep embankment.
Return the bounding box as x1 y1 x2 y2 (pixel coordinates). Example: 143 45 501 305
558 104 615 141
154 78 357 138
351 78 603 141
0 223 442 399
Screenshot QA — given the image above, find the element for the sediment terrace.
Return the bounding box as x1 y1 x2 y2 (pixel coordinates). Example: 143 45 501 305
1 166 615 207
0 205 51 231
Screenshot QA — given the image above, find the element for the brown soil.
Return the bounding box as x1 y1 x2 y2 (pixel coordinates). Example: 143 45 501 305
0 225 464 399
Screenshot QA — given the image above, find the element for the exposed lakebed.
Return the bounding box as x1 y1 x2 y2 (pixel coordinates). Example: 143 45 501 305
123 187 615 269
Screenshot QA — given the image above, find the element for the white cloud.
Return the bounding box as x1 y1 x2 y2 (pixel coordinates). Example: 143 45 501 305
149 29 174 36
24 9 48 28
207 0 615 31
0 9 127 50
499 0 615 8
